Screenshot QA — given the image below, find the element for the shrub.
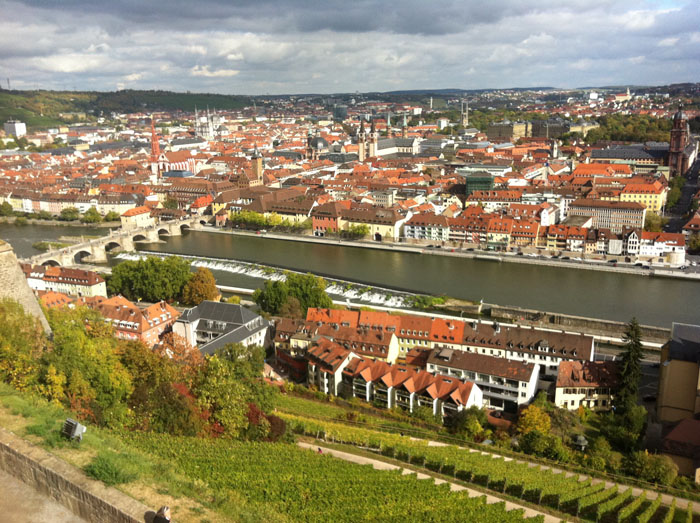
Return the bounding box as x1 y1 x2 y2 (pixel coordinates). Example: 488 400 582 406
84 451 140 486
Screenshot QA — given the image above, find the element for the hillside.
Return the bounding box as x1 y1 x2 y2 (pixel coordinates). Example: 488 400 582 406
0 89 251 130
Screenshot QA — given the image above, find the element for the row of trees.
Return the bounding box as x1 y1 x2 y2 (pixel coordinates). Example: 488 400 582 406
229 210 312 233
0 203 120 223
0 298 282 440
108 256 219 306
584 114 673 144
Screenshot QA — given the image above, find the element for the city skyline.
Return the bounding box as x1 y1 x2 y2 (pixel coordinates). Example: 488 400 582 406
1 1 699 95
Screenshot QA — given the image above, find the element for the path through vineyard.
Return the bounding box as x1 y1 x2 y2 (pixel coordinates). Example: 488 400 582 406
298 442 559 522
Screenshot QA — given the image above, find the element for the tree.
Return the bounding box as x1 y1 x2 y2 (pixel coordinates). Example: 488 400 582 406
103 211 121 222
155 332 204 388
278 296 303 319
285 272 333 313
447 406 488 438
0 202 13 216
59 207 80 221
253 280 289 315
181 267 219 306
163 196 179 210
108 256 192 302
44 306 133 426
0 298 47 392
688 233 700 254
195 344 275 439
81 206 103 224
617 317 643 413
624 451 678 485
517 404 551 435
119 340 206 436
644 212 668 232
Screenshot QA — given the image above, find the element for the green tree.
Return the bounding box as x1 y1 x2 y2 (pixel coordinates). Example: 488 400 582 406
81 206 103 224
163 196 179 210
688 233 700 253
617 317 643 413
447 406 488 438
517 404 551 435
195 344 275 438
644 212 668 232
278 295 303 319
0 299 46 392
59 207 80 221
181 267 219 306
103 211 121 222
108 256 192 302
120 341 206 436
0 202 13 216
36 210 53 220
624 451 678 485
253 280 289 315
285 272 333 313
44 306 133 426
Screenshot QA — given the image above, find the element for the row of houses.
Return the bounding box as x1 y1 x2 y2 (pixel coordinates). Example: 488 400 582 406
274 307 604 413
300 332 616 415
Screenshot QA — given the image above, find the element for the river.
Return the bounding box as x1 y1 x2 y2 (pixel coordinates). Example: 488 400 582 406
2 223 698 328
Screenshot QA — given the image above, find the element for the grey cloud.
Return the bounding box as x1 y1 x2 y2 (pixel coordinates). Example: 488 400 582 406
0 1 698 94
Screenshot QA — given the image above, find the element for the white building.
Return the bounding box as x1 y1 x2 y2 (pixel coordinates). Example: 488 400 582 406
554 361 618 411
4 120 27 138
426 348 540 412
21 264 107 297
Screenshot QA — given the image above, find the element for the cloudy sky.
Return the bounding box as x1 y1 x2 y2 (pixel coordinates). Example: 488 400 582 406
1 0 699 94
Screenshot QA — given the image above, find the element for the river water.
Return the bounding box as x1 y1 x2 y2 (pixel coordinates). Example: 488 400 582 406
2 223 698 328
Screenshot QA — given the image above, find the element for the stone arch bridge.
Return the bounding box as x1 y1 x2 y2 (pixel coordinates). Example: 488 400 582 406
25 217 203 267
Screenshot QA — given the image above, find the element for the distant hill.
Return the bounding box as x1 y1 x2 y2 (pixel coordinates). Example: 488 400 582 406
0 89 251 130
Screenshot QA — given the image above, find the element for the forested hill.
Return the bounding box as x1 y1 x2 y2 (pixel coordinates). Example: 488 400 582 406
0 89 251 128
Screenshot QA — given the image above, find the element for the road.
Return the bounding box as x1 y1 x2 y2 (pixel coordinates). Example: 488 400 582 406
0 467 86 523
298 441 559 522
665 157 699 234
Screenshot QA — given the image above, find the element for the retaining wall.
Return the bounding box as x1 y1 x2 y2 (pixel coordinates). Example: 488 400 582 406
0 428 150 523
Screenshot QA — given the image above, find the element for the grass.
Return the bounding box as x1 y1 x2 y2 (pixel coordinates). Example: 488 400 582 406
84 450 140 486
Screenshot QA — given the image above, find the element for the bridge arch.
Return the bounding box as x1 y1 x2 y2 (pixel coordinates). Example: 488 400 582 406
41 259 60 267
105 241 122 252
180 223 191 233
132 234 148 242
157 228 170 236
73 250 92 264
199 219 208 226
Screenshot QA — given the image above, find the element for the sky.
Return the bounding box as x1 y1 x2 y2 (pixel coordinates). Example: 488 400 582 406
1 0 699 95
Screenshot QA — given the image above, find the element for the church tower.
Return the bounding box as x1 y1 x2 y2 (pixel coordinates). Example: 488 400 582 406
251 149 263 183
150 116 161 178
368 119 378 158
357 119 366 163
401 114 407 139
669 106 689 178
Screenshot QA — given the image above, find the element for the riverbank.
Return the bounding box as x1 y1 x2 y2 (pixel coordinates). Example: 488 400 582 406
0 216 119 228
201 227 697 280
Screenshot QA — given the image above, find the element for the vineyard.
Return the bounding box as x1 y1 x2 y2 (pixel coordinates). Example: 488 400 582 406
275 393 426 432
126 432 537 522
281 413 698 522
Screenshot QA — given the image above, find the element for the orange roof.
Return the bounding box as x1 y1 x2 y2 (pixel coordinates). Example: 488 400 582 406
121 205 151 217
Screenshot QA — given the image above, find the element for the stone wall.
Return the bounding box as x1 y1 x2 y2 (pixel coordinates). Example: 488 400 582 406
486 304 670 344
0 428 149 523
0 241 51 334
